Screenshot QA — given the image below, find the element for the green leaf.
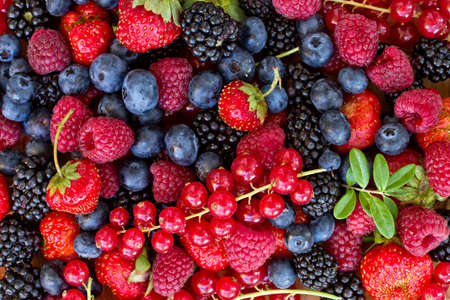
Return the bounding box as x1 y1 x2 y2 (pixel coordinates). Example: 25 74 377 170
387 164 416 191
333 189 356 219
386 188 409 198
373 154 389 191
346 168 356 186
135 250 151 274
383 196 398 219
358 191 372 217
373 230 385 244
47 160 81 196
183 0 247 22
349 148 370 188
132 0 145 7
370 196 395 239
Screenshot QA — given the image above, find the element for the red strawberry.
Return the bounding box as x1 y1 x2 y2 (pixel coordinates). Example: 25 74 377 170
219 81 268 131
0 173 9 222
416 96 450 150
266 223 292 258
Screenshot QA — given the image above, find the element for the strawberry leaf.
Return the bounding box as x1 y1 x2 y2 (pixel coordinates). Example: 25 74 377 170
137 0 182 26
47 161 81 196
183 0 247 22
239 83 267 124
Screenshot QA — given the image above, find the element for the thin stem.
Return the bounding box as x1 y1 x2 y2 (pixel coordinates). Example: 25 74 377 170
297 168 327 178
343 185 385 195
262 67 281 98
53 109 74 177
83 277 93 300
275 47 299 59
325 0 420 17
235 289 341 300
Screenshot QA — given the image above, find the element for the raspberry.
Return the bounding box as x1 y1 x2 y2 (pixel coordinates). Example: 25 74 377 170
236 123 285 170
425 141 450 197
223 222 275 273
395 89 443 133
324 222 362 272
50 96 93 153
366 46 414 93
97 162 119 198
180 234 229 271
385 148 422 175
321 50 347 75
0 114 21 151
150 160 196 203
27 28 71 75
397 205 450 256
149 58 193 113
152 246 194 297
334 13 378 67
346 200 376 236
78 117 134 164
272 0 321 20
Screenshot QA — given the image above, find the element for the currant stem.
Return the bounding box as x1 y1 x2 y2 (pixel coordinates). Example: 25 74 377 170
82 277 93 300
325 0 390 14
262 67 282 98
297 168 327 178
53 109 74 178
343 185 385 195
275 47 300 59
235 289 341 300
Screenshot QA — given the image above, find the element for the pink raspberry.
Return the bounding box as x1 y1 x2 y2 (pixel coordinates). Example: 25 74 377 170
0 114 21 151
78 117 134 164
97 163 119 198
395 89 442 133
346 200 376 236
150 160 196 203
324 222 362 272
397 205 449 256
366 46 414 93
425 141 450 197
27 28 71 75
149 58 193 113
334 13 378 67
272 0 321 20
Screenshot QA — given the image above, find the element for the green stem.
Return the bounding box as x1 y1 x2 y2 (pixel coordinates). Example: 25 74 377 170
235 289 341 300
262 67 281 98
83 277 93 300
53 109 74 177
275 47 300 59
298 168 327 178
343 185 385 195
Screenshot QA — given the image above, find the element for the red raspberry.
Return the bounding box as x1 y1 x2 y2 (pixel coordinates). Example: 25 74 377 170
236 123 285 170
149 58 193 113
334 13 378 67
50 96 92 153
324 222 362 272
346 200 376 236
152 246 194 297
385 148 422 175
97 162 119 198
397 205 450 256
0 113 21 151
78 117 134 163
78 86 104 105
395 89 443 133
425 141 450 197
150 160 196 203
180 234 229 271
223 222 275 273
321 49 347 75
27 28 71 75
366 46 414 93
272 0 321 20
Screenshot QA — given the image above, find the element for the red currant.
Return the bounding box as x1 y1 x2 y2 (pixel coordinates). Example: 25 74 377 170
206 168 235 193
109 207 129 228
231 154 263 184
151 230 174 253
210 217 236 237
376 19 391 41
121 228 145 250
254 171 271 198
191 270 219 296
440 0 450 18
417 8 447 38
390 0 415 23
63 259 89 287
269 294 300 300
420 283 446 300
269 166 297 195
324 6 348 31
275 148 303 173
133 201 156 230
236 197 264 227
236 264 267 287
290 180 314 205
62 289 86 300
187 221 213 247
173 289 194 300
389 22 420 48
207 190 237 219
433 262 450 285
180 182 208 209
215 276 240 300
95 225 119 252
259 193 285 218
159 207 186 234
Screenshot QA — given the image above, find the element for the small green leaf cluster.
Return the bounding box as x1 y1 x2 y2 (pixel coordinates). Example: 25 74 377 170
334 148 416 239
183 0 247 22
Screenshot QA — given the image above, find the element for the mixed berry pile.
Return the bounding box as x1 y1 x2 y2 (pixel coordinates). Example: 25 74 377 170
0 0 448 299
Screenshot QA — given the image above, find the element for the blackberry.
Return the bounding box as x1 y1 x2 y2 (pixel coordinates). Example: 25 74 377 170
322 272 365 300
111 187 153 212
238 0 274 20
10 155 55 223
140 37 185 67
0 216 41 268
0 264 43 299
413 38 450 83
293 244 338 290
385 77 424 105
285 62 322 107
284 103 327 169
32 73 63 109
429 210 450 262
264 15 300 56
301 172 342 218
181 2 240 62
6 0 51 40
192 109 245 166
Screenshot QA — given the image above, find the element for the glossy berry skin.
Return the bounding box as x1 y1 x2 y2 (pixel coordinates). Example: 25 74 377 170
420 283 446 300
62 289 86 300
324 6 348 31
191 270 219 297
173 290 194 300
231 154 263 184
433 262 450 285
389 22 419 48
390 0 415 23
95 225 119 252
187 221 213 247
236 197 264 227
109 207 129 228
440 0 450 18
63 259 89 287
259 193 285 219
210 217 236 238
180 182 208 209
236 264 267 287
118 228 145 261
275 148 303 173
269 166 297 195
290 180 313 205
207 190 237 219
206 168 235 193
151 230 174 253
417 8 447 38
133 201 157 230
215 277 240 300
159 207 186 234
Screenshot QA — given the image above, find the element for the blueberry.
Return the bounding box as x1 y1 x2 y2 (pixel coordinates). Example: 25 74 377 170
23 107 51 141
0 35 20 62
382 114 400 124
375 123 410 155
45 0 72 16
58 64 91 95
25 140 52 158
0 63 10 91
285 223 314 254
9 58 30 76
76 200 109 231
165 124 199 166
319 110 351 146
310 78 343 112
97 93 129 122
239 16 267 54
268 258 296 289
337 67 368 95
269 201 295 229
90 53 128 93
188 71 223 109
110 39 139 64
309 213 335 242
6 73 36 103
73 232 102 259
300 32 334 68
262 85 288 113
93 0 118 9
218 47 255 82
137 107 163 125
118 159 151 192
296 13 326 38
40 260 69 296
0 149 23 176
74 0 88 3
2 95 32 122
257 56 285 84
195 152 223 182
122 69 158 115
131 125 164 159
318 149 341 171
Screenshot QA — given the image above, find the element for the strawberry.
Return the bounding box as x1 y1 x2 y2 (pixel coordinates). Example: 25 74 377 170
0 173 9 222
360 243 433 300
180 233 229 271
219 81 268 131
416 96 450 150
265 223 292 258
